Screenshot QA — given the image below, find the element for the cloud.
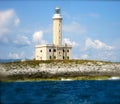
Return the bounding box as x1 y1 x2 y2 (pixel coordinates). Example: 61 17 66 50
0 9 20 35
0 9 31 47
88 13 100 18
13 35 31 47
78 38 117 61
33 31 43 43
8 52 20 59
0 36 9 44
63 21 86 35
62 11 71 20
63 38 79 47
81 54 88 59
8 52 25 59
32 30 47 44
0 9 20 45
85 38 113 50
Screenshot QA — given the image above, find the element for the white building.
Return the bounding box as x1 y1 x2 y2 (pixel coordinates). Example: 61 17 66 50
35 7 72 60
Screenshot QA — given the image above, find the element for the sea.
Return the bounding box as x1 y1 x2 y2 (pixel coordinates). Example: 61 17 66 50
0 80 120 104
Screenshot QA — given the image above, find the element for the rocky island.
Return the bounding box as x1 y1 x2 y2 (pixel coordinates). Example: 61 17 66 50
0 60 120 81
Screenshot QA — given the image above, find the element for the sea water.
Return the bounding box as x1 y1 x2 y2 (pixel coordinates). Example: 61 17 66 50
0 80 120 104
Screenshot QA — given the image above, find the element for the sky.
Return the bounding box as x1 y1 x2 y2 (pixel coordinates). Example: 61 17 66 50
0 0 120 62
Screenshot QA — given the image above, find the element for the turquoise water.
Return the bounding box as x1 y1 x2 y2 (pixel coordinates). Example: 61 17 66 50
0 80 120 104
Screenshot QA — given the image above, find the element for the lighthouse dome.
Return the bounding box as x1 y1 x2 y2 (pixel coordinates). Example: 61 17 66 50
53 7 62 19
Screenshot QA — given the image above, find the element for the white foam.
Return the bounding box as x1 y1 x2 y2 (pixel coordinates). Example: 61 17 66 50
60 78 73 81
109 77 120 80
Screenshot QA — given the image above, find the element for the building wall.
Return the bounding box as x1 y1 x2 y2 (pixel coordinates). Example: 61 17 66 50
35 46 47 60
35 45 72 60
45 46 72 60
46 47 53 60
53 19 62 45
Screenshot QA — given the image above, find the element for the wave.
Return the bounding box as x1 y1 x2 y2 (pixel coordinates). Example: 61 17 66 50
108 77 120 80
60 78 73 81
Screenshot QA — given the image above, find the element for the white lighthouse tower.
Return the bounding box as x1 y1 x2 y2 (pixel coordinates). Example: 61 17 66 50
53 7 62 46
35 7 72 60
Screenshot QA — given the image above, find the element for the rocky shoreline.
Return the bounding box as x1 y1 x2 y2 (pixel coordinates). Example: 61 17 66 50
0 60 120 81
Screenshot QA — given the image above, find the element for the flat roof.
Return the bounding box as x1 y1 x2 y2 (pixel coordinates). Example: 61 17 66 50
35 44 72 48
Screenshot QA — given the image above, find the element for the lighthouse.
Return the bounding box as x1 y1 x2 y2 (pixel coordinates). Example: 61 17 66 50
35 7 72 60
53 7 62 46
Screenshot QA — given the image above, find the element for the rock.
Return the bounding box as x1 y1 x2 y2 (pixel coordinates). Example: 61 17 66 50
0 61 120 80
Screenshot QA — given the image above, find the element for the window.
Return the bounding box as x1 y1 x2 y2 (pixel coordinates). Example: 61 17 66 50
63 56 64 59
49 56 52 59
67 50 69 52
54 56 56 59
67 56 69 59
54 49 56 52
49 49 51 52
63 49 64 52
